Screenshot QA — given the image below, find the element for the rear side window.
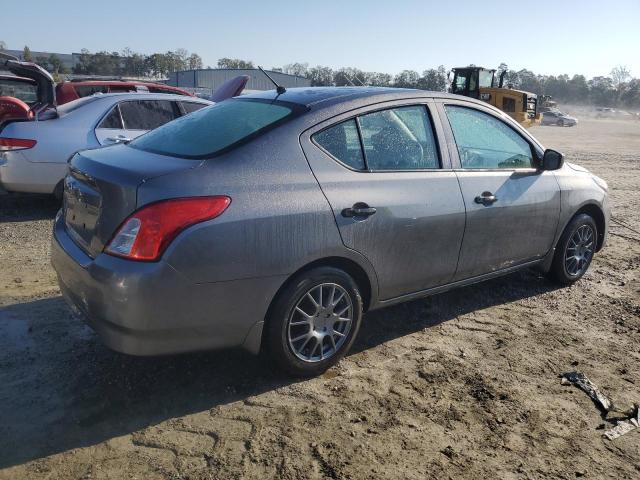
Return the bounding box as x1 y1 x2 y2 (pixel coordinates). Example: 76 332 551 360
313 120 365 170
131 98 298 159
181 102 207 114
359 106 439 170
97 105 123 129
313 105 440 171
445 105 533 169
119 100 178 130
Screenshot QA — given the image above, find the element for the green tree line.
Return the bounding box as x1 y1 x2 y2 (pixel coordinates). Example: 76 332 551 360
4 43 638 108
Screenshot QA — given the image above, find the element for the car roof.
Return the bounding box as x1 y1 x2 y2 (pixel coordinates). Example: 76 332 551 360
243 86 484 110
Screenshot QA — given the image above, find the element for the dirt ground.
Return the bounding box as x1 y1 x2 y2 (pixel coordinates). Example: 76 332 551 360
1 117 639 479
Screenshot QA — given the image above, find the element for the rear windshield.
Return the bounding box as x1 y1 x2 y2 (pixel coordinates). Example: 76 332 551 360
130 98 301 159
0 78 38 104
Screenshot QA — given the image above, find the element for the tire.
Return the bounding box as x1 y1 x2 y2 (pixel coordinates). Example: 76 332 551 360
52 180 64 202
557 119 564 127
548 213 597 285
265 266 363 376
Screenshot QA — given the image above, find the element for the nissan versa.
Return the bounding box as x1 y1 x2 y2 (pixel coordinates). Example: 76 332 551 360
51 87 609 376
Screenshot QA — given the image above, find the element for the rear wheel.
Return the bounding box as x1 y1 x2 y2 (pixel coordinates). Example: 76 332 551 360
548 214 597 284
53 180 64 202
265 267 363 376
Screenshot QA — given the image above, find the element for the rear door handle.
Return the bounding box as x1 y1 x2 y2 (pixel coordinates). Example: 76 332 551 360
342 203 377 218
474 191 498 205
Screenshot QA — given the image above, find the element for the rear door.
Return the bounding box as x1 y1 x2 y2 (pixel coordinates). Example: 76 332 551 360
301 100 466 300
118 99 181 140
437 100 561 280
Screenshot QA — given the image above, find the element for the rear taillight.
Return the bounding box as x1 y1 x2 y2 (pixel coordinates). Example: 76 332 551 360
105 196 231 261
0 138 37 151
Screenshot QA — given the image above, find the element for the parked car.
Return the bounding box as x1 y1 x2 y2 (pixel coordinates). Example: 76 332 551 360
0 74 248 197
56 79 194 105
541 110 577 126
51 87 609 376
0 74 38 105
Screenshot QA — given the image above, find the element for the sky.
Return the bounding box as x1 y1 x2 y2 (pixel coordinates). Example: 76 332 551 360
2 0 639 79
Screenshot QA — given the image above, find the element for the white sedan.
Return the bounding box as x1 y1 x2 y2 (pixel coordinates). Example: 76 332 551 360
0 93 212 197
0 58 248 197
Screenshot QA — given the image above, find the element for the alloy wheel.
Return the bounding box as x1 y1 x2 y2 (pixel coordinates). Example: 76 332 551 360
287 283 354 363
564 224 595 276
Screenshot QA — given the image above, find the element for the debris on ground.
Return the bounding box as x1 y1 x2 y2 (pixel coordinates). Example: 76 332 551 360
561 372 613 412
561 372 640 440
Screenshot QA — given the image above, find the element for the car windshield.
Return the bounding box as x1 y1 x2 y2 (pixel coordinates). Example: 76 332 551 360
0 78 38 104
130 98 300 159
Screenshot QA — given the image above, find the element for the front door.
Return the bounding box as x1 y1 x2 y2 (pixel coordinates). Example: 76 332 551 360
302 102 466 300
438 102 561 280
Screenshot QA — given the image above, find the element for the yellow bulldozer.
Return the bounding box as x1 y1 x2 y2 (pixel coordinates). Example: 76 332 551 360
450 66 541 127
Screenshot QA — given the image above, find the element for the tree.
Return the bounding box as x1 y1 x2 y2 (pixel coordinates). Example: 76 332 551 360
23 46 32 61
307 66 334 86
366 72 392 87
394 70 420 88
418 65 447 91
217 58 254 69
611 65 631 88
334 68 366 86
188 53 203 70
47 54 68 75
283 62 309 77
589 76 616 106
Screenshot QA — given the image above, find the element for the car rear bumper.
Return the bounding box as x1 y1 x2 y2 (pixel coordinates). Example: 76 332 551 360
51 213 284 356
0 152 67 194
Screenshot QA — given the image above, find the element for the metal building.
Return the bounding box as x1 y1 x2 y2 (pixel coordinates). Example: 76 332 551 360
166 68 310 93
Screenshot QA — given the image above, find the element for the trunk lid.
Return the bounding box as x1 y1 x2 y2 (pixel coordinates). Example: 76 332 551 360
64 144 203 257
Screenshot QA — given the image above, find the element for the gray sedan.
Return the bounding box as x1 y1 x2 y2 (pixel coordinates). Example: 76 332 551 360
51 87 609 376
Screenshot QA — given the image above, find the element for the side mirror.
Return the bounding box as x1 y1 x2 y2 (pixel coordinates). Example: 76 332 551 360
541 149 564 171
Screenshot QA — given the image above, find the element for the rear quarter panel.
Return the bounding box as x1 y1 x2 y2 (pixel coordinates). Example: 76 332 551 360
137 127 379 292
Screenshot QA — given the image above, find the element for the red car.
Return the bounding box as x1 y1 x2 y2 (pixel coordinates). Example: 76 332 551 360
55 79 194 105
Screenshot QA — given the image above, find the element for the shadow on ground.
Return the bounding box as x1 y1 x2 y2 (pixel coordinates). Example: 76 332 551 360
0 194 59 223
0 268 559 468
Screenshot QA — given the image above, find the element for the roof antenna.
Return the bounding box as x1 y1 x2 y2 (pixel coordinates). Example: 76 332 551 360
258 66 286 95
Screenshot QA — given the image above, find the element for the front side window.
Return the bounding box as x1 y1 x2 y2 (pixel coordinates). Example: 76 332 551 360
313 119 365 170
131 98 298 159
445 105 534 169
119 100 178 130
359 106 439 170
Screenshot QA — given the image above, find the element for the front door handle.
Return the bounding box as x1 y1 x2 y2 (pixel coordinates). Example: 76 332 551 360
474 191 498 205
342 202 377 218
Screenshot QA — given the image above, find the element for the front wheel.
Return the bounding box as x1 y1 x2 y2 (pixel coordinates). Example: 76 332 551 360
265 267 363 376
557 119 565 127
548 213 597 284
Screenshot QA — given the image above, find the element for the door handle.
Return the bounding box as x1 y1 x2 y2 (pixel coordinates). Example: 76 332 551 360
342 203 377 218
474 191 498 205
105 135 131 144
